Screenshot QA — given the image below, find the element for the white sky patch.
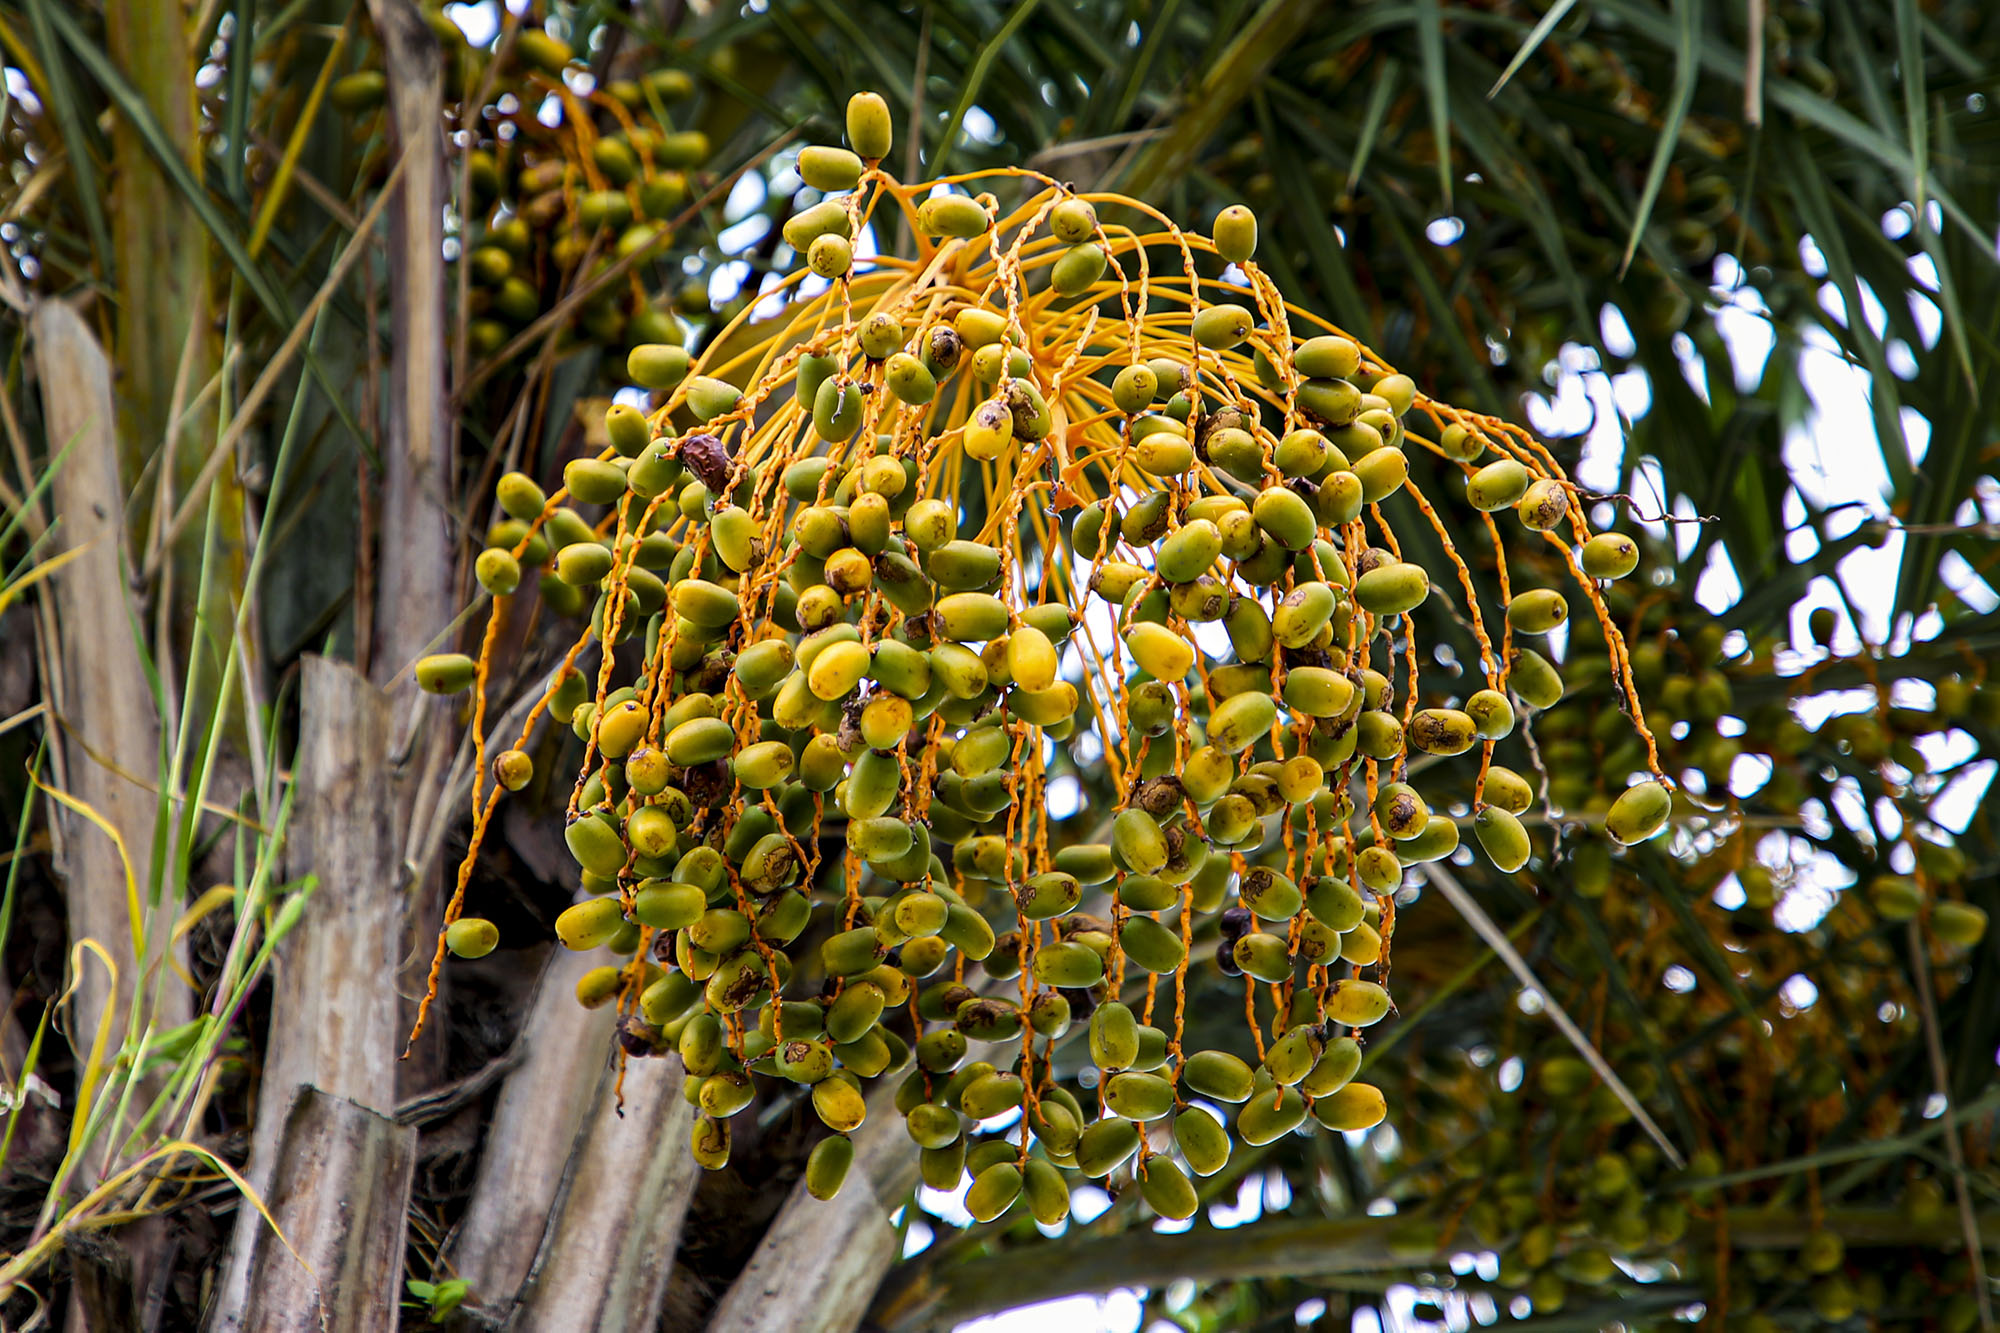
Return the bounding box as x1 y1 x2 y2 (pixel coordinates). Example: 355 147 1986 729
1934 762 1998 834
1525 358 1592 436
1840 276 1890 340
1694 544 1742 614
1600 304 1637 357
1671 332 1708 401
1940 551 2000 612
724 171 767 223
963 106 1004 146
1907 254 1944 348
717 213 770 255
1747 828 1860 934
707 259 753 307
1799 234 1828 277
1730 752 1773 799
1782 974 1821 1011
959 1293 1144 1333
751 269 790 323
1786 330 1894 514
1631 459 1671 544
1526 344 1633 494
4 66 42 117
922 1181 973 1228
1834 528 1906 645
1380 1283 1483 1333
1673 495 1703 561
1045 774 1082 819
1071 1185 1115 1224
1900 406 1932 467
1611 368 1652 427
1774 865 1843 933
445 1 501 46
1191 618 1235 660
1709 255 1779 390
1828 776 1872 837
1209 1174 1266 1229
1427 216 1466 246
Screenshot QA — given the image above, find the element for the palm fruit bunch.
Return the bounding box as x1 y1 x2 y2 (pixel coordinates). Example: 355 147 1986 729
1356 909 1991 1329
1299 653 1994 1327
468 37 708 356
411 91 1676 1221
1538 589 1992 943
337 13 713 358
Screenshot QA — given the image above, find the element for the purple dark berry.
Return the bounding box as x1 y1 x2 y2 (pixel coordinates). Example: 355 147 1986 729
1215 939 1243 976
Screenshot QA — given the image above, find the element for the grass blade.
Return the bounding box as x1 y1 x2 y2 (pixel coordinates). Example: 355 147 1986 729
21 0 111 275
248 15 351 259
1743 0 1764 124
1619 0 1700 276
1893 0 1927 211
1346 58 1400 199
143 145 415 586
1488 0 1580 98
1591 0 1991 254
223 0 255 207
1104 0 1185 135
1359 907 1543 1072
1672 1087 2000 1191
0 536 92 616
1907 920 1996 1328
1122 0 1321 199
929 0 1048 179
40 2 364 452
0 1002 52 1182
1432 75 1597 335
797 0 912 110
0 426 77 559
1415 0 1452 209
1419 860 1686 1168
0 744 43 1021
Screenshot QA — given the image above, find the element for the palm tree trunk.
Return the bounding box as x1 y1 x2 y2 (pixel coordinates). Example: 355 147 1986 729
704 1094 917 1333
208 657 412 1331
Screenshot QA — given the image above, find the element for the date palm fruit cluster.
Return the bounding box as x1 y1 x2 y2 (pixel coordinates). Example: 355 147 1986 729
412 92 1673 1221
336 16 713 357
1388 1063 1992 1329
1364 850 1992 1328
1317 621 1994 1325
1535 595 1991 941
